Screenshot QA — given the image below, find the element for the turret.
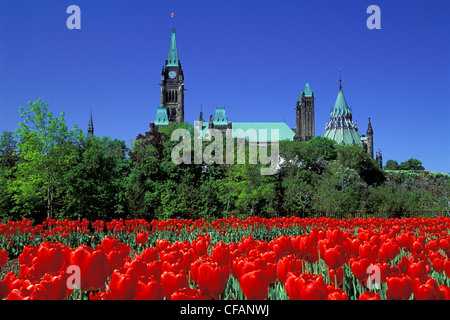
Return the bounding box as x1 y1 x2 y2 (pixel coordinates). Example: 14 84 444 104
366 118 374 158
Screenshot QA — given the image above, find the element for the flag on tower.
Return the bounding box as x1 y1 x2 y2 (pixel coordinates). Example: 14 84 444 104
171 13 174 18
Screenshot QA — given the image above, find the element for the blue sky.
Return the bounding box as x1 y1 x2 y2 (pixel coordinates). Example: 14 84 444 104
0 0 449 173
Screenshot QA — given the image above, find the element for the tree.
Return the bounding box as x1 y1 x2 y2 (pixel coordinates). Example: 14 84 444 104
399 158 425 171
335 145 385 186
385 160 399 170
0 131 20 220
64 135 129 221
11 98 82 220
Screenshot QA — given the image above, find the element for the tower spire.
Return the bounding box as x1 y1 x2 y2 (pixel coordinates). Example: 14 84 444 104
87 110 94 137
338 68 343 90
166 15 179 67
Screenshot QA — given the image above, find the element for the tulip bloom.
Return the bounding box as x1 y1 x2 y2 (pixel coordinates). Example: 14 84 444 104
135 276 164 300
160 271 189 300
196 262 229 299
239 270 269 300
285 272 327 300
350 258 370 282
359 291 381 300
276 255 303 284
328 267 344 286
386 275 413 300
0 248 8 268
413 275 439 300
36 242 66 275
323 245 346 270
171 287 206 300
70 245 111 292
135 232 148 246
212 241 231 267
108 267 137 300
408 259 427 279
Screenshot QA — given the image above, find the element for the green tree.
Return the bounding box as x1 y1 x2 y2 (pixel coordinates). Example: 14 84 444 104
335 145 385 186
385 159 399 170
11 99 82 220
0 131 20 220
64 135 129 221
399 158 425 171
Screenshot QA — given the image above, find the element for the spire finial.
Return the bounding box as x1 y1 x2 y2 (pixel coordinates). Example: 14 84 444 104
338 68 343 90
170 12 175 31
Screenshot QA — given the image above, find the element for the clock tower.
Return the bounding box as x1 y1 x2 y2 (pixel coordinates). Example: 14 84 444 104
160 28 185 123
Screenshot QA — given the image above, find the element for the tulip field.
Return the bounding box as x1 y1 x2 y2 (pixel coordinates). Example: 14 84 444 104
1 216 450 300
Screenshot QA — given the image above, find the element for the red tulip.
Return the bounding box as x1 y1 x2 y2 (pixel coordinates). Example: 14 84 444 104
408 259 427 279
156 239 171 252
328 267 344 286
146 260 162 280
40 272 70 300
284 272 327 300
358 242 378 263
298 276 328 300
70 244 111 291
160 271 189 300
298 236 314 257
108 267 137 300
36 242 66 275
427 238 439 252
135 275 164 300
347 238 362 258
413 275 439 300
212 241 231 267
0 248 8 268
239 270 269 300
323 245 346 270
135 232 148 246
171 287 206 300
326 285 348 300
125 259 148 277
432 257 445 273
350 258 370 282
272 235 294 257
101 236 120 253
445 260 450 279
276 255 303 284
386 275 413 300
196 262 229 299
358 291 381 300
326 228 345 245
192 235 210 257
377 241 400 262
140 247 159 262
439 284 450 300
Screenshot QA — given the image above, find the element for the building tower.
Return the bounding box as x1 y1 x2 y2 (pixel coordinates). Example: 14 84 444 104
376 149 383 169
294 83 315 141
87 111 94 137
366 118 374 158
160 28 185 123
323 79 364 146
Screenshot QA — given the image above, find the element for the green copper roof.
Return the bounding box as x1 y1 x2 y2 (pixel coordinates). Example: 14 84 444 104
213 107 228 126
323 126 363 146
331 88 352 118
154 108 169 126
323 86 363 146
303 83 312 97
166 29 179 67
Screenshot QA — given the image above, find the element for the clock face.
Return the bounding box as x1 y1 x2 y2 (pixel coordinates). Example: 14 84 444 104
168 71 177 79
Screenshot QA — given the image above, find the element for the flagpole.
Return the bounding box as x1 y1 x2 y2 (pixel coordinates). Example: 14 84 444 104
171 12 175 31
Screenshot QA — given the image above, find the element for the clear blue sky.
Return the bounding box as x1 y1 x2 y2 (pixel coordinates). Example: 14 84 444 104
0 0 449 173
